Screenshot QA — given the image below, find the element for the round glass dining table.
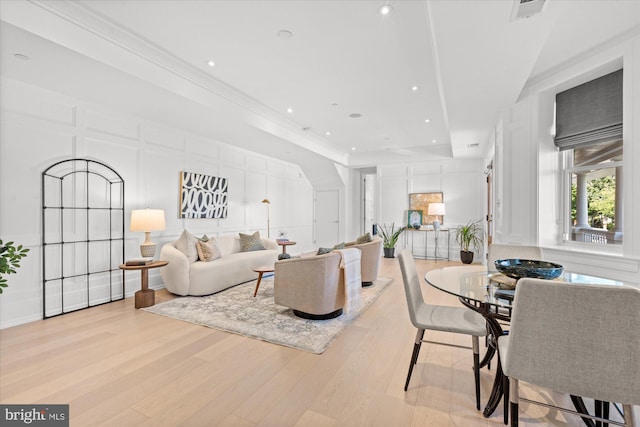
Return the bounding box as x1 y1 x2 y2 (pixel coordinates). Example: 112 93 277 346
424 265 625 423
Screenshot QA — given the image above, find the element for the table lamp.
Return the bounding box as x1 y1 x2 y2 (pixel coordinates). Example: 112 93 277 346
130 208 166 257
428 203 446 230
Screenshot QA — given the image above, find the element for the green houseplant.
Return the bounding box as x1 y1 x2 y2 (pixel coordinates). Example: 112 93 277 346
455 220 484 264
0 239 29 294
378 223 406 258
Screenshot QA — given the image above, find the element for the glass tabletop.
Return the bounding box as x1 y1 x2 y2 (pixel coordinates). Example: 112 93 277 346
424 265 626 309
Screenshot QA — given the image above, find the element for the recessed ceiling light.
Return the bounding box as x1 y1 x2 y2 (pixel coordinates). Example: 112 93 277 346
349 113 362 118
378 4 393 15
352 147 356 151
411 85 419 91
207 60 216 67
325 131 331 136
277 29 293 39
425 118 430 123
287 107 293 114
432 139 437 143
14 53 30 61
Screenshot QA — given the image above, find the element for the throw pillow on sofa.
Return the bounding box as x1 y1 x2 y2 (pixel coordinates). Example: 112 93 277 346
316 242 346 255
196 238 221 262
239 231 266 252
175 230 200 263
355 232 372 244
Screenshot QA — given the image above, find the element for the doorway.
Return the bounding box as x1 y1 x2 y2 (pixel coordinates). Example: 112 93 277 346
486 161 494 247
314 189 340 248
364 173 376 235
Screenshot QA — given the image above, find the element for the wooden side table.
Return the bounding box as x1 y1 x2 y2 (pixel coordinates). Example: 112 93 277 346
119 260 168 308
277 241 296 260
252 266 275 297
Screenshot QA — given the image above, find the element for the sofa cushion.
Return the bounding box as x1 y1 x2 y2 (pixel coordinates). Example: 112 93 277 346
355 232 372 244
175 230 200 263
316 247 332 255
196 238 221 262
239 231 266 252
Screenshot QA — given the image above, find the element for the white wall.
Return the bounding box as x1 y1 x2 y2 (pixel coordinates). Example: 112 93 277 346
492 33 640 283
0 77 314 328
376 159 486 261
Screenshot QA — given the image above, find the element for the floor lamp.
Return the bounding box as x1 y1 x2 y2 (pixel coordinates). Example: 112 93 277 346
261 199 271 238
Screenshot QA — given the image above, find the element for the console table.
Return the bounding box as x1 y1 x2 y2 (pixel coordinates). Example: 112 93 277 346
404 228 450 261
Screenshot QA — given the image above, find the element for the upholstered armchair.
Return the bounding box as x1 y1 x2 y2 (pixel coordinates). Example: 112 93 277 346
274 252 345 320
346 236 382 286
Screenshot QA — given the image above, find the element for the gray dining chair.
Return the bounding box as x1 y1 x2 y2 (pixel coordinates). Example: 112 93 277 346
498 278 640 426
488 244 543 273
398 250 487 410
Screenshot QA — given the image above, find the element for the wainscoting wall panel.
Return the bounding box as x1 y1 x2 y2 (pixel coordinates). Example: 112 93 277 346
0 76 314 329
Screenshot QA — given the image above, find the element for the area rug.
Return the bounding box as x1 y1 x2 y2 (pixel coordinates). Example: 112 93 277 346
143 277 392 354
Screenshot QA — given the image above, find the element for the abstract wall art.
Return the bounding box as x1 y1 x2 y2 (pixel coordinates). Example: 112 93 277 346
180 171 228 219
409 192 443 225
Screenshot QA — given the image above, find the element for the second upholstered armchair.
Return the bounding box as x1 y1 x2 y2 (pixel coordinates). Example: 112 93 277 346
346 235 382 286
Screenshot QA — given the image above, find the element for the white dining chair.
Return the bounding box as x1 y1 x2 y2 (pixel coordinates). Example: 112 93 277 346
487 244 543 272
498 278 640 426
398 250 487 410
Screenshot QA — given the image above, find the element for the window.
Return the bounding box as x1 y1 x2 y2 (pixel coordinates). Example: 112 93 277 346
564 140 623 244
555 69 623 245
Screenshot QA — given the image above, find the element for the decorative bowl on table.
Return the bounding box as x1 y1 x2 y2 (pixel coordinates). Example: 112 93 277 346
494 259 564 281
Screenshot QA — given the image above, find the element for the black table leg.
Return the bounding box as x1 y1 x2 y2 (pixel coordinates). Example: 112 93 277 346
571 396 597 427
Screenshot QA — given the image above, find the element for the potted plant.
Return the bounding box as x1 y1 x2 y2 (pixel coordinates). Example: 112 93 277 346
0 239 29 295
378 223 406 258
455 220 484 264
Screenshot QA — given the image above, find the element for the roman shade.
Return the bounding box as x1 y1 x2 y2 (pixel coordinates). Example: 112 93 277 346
554 69 623 151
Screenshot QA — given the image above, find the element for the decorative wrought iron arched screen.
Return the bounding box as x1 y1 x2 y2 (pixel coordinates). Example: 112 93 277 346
42 159 125 319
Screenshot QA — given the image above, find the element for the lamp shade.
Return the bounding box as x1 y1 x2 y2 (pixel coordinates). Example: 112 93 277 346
130 209 166 232
427 203 446 216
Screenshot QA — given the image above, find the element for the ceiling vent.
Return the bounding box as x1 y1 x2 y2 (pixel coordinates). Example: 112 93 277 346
510 0 549 21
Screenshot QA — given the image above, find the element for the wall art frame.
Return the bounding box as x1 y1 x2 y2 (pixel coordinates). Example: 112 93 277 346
180 171 228 219
407 210 423 228
409 192 444 225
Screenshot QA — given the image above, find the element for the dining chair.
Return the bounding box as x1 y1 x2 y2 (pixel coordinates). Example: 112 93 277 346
498 278 640 427
487 244 543 271
398 250 487 410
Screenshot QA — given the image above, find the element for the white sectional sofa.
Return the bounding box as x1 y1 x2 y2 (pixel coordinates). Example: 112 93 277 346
159 232 279 296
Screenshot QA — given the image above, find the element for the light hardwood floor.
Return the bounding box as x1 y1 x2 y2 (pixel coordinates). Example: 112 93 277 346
0 257 633 426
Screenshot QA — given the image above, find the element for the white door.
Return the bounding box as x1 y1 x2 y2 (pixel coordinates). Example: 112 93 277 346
364 174 376 235
315 190 340 248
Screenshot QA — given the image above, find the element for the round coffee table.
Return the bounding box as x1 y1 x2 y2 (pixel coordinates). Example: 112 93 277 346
252 266 275 297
